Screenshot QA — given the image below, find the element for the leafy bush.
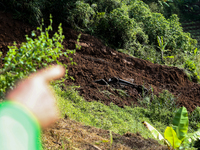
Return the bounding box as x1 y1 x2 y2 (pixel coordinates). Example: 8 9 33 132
183 48 200 82
189 107 200 131
85 0 122 13
0 17 75 97
143 13 197 55
128 1 151 22
95 5 147 48
67 1 96 31
3 0 197 52
139 89 178 125
127 1 197 69
129 1 196 48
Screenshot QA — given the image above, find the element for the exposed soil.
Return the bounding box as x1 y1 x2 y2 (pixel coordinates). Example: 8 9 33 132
63 28 200 113
1 11 200 149
43 118 168 150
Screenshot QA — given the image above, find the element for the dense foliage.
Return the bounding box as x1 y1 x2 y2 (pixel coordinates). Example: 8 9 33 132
2 0 199 81
143 0 200 21
0 17 75 97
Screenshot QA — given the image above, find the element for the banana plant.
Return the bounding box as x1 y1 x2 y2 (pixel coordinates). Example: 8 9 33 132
142 121 171 149
143 107 200 149
157 36 174 64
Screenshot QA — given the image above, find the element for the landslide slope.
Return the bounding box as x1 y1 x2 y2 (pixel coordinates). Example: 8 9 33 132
0 11 200 149
1 11 200 112
64 26 200 113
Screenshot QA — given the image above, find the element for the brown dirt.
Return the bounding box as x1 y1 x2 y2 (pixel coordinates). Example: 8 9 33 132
0 11 200 149
42 118 169 150
63 29 200 113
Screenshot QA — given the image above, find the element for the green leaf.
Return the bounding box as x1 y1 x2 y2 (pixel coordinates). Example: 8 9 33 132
143 121 170 147
186 130 200 143
194 48 198 55
31 31 36 37
0 17 75 92
163 2 170 7
164 127 181 149
165 56 174 59
157 36 162 47
172 107 188 141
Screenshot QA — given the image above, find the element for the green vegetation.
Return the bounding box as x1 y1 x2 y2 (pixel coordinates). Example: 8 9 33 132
55 85 176 139
144 0 200 21
55 84 200 149
55 85 153 137
139 89 178 126
144 107 200 149
1 0 200 149
0 16 75 97
1 0 199 81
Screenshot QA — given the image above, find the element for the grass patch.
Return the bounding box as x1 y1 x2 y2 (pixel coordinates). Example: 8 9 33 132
54 85 176 140
53 84 200 149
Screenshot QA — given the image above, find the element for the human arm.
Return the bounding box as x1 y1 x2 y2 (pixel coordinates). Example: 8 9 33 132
0 65 65 150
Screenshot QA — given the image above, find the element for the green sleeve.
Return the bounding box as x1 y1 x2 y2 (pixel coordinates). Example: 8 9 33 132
0 101 42 150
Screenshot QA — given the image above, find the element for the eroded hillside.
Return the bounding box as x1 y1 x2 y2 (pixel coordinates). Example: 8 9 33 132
0 11 199 149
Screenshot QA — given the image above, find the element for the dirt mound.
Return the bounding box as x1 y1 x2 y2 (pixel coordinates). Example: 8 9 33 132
60 28 200 112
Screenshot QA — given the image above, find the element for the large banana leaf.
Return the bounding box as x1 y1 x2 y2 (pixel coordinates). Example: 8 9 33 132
157 36 163 47
185 130 200 143
164 127 181 149
172 107 188 141
143 121 170 147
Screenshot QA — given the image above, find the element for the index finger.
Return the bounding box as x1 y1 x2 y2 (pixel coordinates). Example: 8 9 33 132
36 65 65 82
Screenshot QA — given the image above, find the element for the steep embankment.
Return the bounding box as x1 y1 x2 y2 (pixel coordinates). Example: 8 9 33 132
63 27 200 113
1 11 200 149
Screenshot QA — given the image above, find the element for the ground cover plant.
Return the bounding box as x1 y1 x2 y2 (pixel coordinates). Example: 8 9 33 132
54 84 200 149
54 85 175 139
55 85 155 138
